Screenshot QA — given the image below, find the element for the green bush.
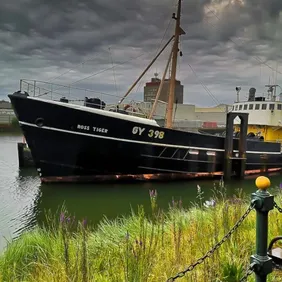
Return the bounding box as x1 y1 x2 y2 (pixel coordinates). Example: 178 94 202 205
11 116 19 128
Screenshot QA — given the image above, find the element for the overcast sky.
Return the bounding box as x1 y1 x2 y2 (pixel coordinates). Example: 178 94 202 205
1 0 282 106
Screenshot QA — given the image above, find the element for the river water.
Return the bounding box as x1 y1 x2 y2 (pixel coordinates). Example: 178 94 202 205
0 134 282 253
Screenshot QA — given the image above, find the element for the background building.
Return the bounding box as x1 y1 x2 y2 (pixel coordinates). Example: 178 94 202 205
0 100 15 126
149 101 231 131
142 74 231 131
144 73 183 104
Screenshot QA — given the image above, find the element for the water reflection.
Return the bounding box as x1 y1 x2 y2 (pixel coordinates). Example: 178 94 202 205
34 173 282 228
0 136 41 252
1 135 282 253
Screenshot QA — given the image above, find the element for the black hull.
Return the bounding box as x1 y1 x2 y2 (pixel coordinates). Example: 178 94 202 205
8 92 282 183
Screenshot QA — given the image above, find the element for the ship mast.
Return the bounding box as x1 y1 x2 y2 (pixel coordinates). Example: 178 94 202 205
165 0 184 128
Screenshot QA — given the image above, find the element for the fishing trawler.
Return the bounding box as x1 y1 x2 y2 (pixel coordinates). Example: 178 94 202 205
8 0 282 183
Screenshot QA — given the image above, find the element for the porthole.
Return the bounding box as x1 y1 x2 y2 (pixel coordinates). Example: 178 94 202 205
35 117 44 127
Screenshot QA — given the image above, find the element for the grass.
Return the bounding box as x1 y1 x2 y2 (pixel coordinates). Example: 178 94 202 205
1 182 282 282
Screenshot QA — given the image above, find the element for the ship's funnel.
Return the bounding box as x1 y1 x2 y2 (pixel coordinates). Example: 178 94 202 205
248 87 256 101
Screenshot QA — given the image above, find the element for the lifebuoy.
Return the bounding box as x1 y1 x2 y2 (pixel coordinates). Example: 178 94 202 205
124 104 136 112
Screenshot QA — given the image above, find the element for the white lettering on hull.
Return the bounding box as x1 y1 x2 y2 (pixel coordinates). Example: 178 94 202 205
132 126 145 135
77 124 108 134
132 126 165 139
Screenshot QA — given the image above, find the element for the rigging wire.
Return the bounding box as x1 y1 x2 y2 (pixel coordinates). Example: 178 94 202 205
187 63 222 106
45 5 176 86
183 4 279 113
47 56 98 83
205 6 282 76
166 9 226 110
68 0 177 92
108 46 119 96
184 4 282 113
179 18 223 108
178 37 182 78
44 53 147 98
134 0 176 95
33 53 146 99
65 53 146 86
172 37 183 122
134 21 173 94
39 0 178 103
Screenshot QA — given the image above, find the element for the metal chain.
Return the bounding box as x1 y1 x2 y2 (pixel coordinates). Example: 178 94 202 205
166 203 255 282
239 262 256 282
273 261 282 271
270 203 282 272
274 202 282 213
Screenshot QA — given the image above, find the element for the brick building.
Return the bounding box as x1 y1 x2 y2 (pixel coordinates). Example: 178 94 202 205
144 73 184 104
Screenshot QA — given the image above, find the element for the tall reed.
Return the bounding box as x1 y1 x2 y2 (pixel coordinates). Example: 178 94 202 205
1 182 282 282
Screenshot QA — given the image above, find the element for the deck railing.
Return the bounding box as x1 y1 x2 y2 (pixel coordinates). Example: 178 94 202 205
19 79 159 119
18 80 231 126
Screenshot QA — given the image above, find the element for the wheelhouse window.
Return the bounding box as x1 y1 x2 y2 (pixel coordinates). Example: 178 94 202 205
255 104 260 110
249 104 254 110
243 104 248 110
269 104 275 110
278 104 282 110
239 105 243 110
262 104 267 110
235 105 238 110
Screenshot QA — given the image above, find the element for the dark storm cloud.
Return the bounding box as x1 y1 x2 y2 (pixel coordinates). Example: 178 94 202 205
0 0 215 57
1 0 282 54
246 0 282 21
2 0 281 61
204 0 282 43
1 0 282 106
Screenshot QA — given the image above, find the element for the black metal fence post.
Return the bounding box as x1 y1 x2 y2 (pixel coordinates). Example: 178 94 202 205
250 176 274 282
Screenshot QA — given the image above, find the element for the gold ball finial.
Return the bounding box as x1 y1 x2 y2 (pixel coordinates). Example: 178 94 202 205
255 176 271 190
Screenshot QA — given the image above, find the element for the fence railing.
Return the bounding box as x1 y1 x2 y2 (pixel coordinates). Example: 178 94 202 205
20 79 124 101
167 176 282 282
0 114 15 125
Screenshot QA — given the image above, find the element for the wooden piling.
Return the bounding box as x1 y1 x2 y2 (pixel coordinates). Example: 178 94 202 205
17 142 34 168
224 112 248 180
